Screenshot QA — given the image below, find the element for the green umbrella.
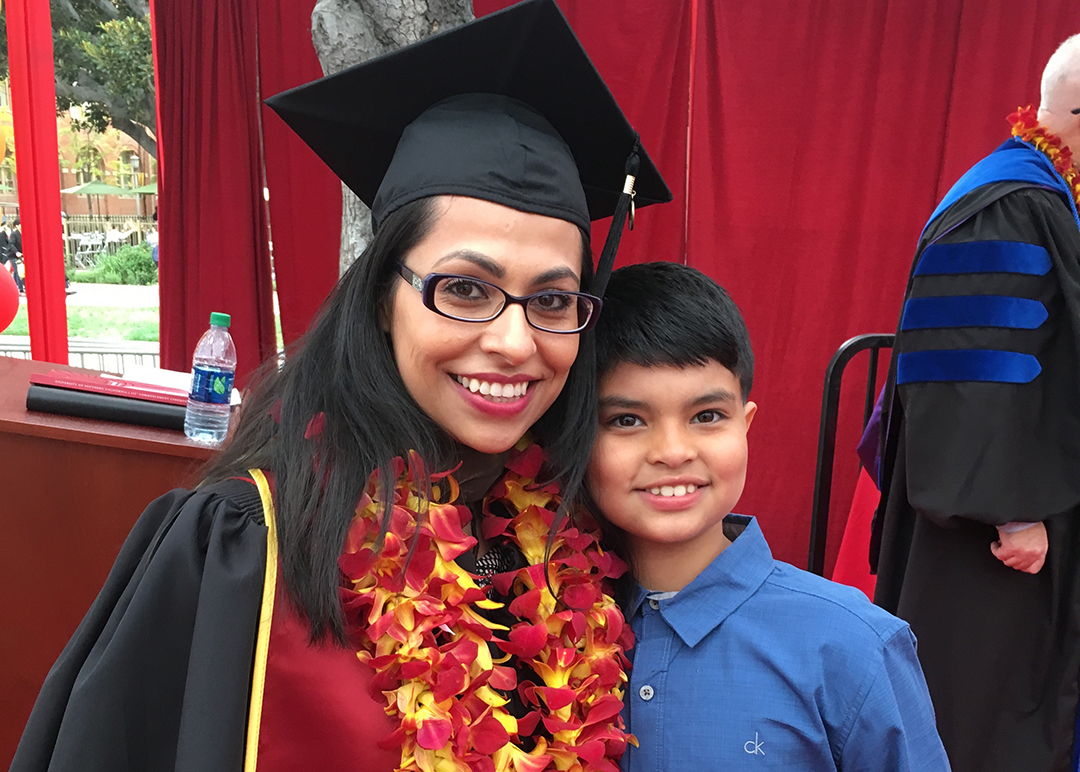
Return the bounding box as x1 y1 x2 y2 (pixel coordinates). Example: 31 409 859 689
128 180 158 194
61 180 131 195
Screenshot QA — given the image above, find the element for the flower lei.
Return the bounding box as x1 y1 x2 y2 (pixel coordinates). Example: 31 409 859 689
1009 104 1080 207
338 442 635 772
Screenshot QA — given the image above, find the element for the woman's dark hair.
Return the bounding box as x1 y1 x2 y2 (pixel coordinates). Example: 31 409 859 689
203 196 597 642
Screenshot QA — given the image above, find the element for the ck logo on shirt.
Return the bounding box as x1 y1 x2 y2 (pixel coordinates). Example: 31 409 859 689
744 732 765 756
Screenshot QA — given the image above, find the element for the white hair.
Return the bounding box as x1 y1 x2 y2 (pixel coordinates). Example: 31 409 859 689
1041 34 1080 110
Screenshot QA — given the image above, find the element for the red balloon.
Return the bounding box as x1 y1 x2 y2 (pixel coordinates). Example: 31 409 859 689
0 263 18 332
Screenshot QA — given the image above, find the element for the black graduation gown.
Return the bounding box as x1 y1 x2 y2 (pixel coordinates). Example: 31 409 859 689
873 182 1080 772
10 479 267 772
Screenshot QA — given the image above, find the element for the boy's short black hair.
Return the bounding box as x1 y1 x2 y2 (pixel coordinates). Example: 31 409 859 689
594 261 754 400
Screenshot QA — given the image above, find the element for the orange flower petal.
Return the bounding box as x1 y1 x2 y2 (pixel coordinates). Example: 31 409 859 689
470 713 511 755
500 623 549 659
489 665 517 692
539 686 577 711
416 717 453 750
584 696 625 727
433 665 469 702
508 587 542 619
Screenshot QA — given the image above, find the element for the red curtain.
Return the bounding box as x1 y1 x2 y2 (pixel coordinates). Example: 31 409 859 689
149 0 1079 568
151 0 276 382
257 1 342 347
5 0 67 363
476 0 1080 571
690 0 1080 574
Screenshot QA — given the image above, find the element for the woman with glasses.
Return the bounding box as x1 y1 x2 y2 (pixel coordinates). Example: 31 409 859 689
12 3 669 771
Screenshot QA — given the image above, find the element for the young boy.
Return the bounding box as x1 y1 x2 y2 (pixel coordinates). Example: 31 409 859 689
588 262 950 771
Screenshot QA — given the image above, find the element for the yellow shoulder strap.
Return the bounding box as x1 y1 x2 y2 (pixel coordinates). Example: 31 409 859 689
244 469 278 772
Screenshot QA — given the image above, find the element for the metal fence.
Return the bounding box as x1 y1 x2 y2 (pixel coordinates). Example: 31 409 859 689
0 338 160 372
62 215 155 268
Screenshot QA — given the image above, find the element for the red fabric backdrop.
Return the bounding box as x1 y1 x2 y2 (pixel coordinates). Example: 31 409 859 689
474 0 1080 572
150 0 1080 569
151 0 277 381
5 0 67 363
256 0 342 347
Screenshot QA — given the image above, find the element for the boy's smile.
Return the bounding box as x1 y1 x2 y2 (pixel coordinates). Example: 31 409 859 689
588 361 756 591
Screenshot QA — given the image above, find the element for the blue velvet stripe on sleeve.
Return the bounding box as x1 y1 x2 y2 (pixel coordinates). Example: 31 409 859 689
913 241 1051 277
897 350 1042 384
900 295 1048 331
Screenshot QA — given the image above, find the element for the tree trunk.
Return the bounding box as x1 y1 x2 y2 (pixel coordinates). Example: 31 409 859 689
111 116 158 160
55 76 159 160
310 0 473 275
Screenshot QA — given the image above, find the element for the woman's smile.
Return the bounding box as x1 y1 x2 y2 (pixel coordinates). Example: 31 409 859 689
452 373 538 416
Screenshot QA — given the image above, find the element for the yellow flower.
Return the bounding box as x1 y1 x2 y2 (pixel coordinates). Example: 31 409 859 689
343 444 633 772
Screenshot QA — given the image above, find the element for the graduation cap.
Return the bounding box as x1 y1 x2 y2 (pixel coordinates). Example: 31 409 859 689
265 0 670 295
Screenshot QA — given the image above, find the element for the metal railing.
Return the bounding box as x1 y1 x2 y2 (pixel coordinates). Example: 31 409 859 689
807 333 894 577
62 215 156 267
0 338 160 372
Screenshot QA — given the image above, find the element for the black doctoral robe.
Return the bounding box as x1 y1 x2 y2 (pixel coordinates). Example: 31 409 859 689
873 140 1080 772
11 479 268 772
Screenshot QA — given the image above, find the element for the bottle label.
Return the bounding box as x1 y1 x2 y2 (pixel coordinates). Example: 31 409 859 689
190 365 234 405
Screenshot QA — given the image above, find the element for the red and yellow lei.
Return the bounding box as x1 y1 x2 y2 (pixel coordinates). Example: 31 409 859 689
1009 104 1080 208
337 442 634 772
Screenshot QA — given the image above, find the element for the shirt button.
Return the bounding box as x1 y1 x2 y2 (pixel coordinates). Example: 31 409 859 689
639 684 655 701
648 598 660 610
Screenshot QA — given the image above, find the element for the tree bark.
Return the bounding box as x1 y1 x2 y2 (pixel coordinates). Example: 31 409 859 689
310 0 473 275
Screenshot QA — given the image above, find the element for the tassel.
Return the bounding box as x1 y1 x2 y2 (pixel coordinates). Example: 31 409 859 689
593 135 641 297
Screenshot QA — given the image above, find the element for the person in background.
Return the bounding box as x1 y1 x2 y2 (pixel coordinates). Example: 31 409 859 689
0 218 11 292
587 262 950 772
873 34 1080 772
7 218 24 295
104 221 133 253
146 226 159 267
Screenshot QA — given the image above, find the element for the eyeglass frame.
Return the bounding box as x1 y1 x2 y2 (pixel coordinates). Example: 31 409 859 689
395 263 602 333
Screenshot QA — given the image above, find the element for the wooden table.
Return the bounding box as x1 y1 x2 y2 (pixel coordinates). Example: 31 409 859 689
0 357 216 766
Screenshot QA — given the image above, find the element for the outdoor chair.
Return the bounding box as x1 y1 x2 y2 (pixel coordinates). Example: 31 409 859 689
73 232 106 269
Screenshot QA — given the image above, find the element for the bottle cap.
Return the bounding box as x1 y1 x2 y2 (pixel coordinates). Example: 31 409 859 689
210 312 231 328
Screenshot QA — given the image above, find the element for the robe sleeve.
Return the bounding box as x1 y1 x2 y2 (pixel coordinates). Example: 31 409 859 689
10 479 268 772
897 186 1080 526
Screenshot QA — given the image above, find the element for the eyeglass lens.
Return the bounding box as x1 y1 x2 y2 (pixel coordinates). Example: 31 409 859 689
433 276 594 331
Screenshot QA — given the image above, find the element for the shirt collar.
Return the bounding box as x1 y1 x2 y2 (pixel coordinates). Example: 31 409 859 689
629 515 776 648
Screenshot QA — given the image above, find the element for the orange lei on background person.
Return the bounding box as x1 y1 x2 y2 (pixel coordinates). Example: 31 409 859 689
338 442 634 772
1009 104 1080 208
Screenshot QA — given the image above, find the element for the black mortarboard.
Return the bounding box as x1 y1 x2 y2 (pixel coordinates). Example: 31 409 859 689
265 0 670 294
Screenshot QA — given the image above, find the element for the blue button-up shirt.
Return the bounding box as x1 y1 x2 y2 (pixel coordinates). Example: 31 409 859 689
622 516 950 771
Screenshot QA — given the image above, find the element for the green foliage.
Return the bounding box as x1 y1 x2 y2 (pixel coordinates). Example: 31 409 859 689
0 2 157 156
82 18 154 111
69 133 105 177
56 13 155 139
72 243 158 285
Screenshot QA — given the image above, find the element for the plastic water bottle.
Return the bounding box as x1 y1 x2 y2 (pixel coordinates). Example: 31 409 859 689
184 312 237 444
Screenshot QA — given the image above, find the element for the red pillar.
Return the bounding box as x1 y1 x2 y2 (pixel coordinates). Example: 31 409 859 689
6 0 68 364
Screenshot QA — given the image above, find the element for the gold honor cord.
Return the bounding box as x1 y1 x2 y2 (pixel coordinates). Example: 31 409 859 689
244 469 279 772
